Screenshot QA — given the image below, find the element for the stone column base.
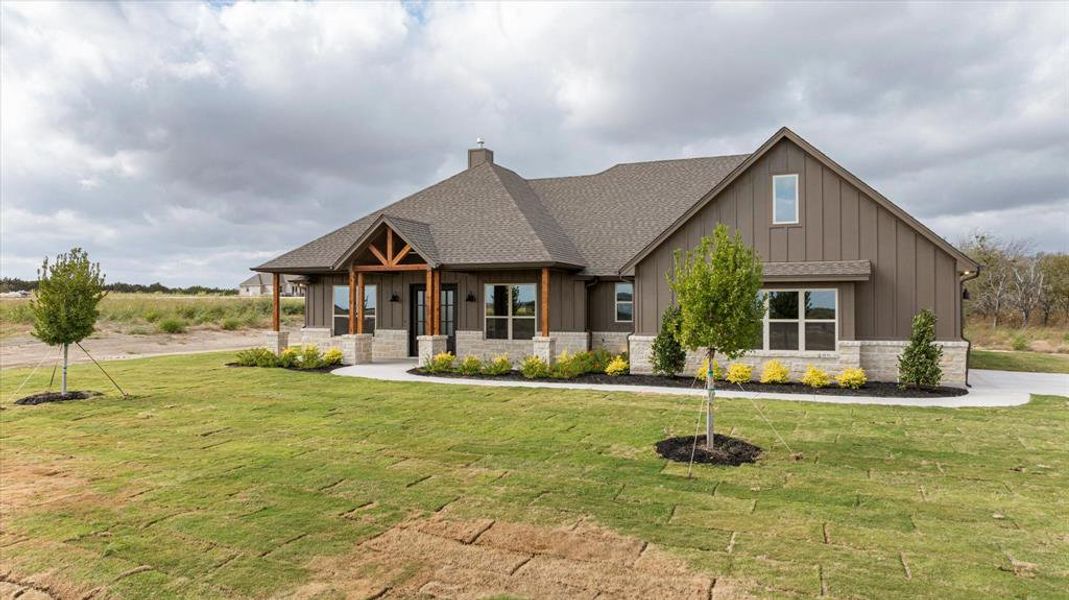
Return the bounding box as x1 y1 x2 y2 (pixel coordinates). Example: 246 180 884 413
417 335 448 367
628 335 656 374
532 336 556 365
340 334 373 365
265 331 290 355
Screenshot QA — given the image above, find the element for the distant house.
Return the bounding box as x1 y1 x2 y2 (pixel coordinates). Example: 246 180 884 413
239 273 301 297
252 127 978 385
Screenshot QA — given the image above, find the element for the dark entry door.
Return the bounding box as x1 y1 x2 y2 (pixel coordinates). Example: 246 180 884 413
409 284 425 357
441 284 457 353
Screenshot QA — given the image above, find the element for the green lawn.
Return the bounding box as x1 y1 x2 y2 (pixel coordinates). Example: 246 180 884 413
1 353 1066 599
971 349 1069 374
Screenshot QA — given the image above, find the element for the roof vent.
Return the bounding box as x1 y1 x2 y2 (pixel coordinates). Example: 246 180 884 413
468 139 493 168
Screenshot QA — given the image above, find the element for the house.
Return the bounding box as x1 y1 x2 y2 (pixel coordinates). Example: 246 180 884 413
239 273 302 297
253 128 979 385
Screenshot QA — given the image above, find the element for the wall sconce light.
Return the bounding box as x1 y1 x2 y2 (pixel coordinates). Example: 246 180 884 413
390 292 400 303
465 292 477 303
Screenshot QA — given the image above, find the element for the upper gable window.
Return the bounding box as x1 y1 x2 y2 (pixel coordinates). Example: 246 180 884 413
772 174 799 224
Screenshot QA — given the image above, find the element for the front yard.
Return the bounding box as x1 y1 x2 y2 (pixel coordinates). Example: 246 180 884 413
1 353 1066 599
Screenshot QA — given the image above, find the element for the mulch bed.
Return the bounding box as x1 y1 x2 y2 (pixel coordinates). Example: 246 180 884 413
225 362 338 374
655 434 762 466
14 391 99 406
408 369 967 398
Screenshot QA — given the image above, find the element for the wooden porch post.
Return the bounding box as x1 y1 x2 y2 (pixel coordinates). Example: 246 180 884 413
425 268 434 336
540 267 549 337
272 272 280 332
433 270 441 335
357 272 366 334
348 266 356 335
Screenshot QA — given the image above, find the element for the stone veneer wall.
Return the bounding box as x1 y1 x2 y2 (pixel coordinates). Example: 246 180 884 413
372 329 408 361
553 332 590 355
454 330 589 363
300 327 334 348
590 331 630 354
629 335 968 387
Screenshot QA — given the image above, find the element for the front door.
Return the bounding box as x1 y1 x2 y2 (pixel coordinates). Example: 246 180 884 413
408 283 459 356
441 284 457 353
409 284 425 357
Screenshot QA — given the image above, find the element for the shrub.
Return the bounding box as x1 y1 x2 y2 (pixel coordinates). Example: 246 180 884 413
297 344 325 369
520 355 550 379
456 355 483 376
725 363 753 384
277 347 300 368
235 347 276 367
158 318 187 334
221 318 242 331
589 348 613 372
760 360 790 384
322 348 343 366
801 364 831 388
425 351 456 374
651 305 686 376
836 367 867 389
482 354 512 376
898 309 943 388
694 358 724 382
605 355 629 376
144 310 162 323
1011 332 1030 351
551 351 587 379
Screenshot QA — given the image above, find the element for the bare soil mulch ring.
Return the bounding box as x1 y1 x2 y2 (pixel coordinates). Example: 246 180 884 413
410 369 968 397
655 434 763 466
281 514 747 600
224 362 337 374
13 391 99 406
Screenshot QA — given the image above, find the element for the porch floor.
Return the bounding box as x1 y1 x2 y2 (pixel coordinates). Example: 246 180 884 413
331 362 1061 408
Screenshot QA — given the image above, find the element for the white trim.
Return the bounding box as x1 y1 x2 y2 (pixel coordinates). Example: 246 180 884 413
772 174 799 225
757 288 838 353
483 283 537 341
614 281 634 323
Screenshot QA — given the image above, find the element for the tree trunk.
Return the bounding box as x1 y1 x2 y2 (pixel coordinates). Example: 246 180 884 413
61 343 69 396
706 348 715 449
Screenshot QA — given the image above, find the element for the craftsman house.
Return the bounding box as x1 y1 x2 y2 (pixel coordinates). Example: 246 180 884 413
253 127 978 385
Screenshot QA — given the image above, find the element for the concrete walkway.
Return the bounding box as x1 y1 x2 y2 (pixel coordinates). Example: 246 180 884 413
333 360 1068 408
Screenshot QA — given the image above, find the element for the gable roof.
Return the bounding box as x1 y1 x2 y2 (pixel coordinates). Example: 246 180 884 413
618 127 979 274
240 273 295 287
332 213 441 269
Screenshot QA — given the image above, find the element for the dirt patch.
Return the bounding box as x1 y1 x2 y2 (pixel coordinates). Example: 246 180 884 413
13 391 99 406
409 369 969 397
279 515 742 600
655 434 763 466
225 363 338 374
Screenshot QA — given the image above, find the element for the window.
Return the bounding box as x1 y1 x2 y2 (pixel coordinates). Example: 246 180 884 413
485 284 536 340
333 284 377 335
755 288 836 351
772 174 799 224
615 282 633 322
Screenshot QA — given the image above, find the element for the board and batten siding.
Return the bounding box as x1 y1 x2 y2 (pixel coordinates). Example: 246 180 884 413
304 269 587 332
587 281 635 333
634 138 962 340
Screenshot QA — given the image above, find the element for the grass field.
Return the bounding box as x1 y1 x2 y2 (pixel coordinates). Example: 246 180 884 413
970 350 1069 374
1 353 1066 599
0 294 303 338
965 319 1069 354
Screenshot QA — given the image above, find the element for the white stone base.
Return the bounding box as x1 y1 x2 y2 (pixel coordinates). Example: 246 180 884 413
340 334 373 365
590 331 630 354
454 331 535 364
417 335 448 367
532 336 556 365
300 327 332 347
265 331 290 354
552 331 590 355
628 335 968 386
372 329 408 360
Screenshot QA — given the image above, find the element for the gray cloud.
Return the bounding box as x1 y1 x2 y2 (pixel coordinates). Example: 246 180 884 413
1 1 1066 287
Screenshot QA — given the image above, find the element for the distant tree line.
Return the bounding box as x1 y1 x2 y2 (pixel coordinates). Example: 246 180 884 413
961 231 1069 327
1 277 237 296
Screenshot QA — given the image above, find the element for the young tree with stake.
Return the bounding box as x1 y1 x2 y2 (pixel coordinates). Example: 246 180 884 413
669 225 765 448
30 248 107 396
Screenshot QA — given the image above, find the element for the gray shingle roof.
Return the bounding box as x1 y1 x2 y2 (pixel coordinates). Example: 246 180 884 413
255 153 748 276
763 260 872 280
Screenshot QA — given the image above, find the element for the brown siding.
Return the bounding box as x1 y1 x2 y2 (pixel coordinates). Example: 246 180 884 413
304 268 588 334
634 138 963 341
588 281 635 333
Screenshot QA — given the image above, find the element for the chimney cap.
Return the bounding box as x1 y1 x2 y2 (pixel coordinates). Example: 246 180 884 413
476 137 485 148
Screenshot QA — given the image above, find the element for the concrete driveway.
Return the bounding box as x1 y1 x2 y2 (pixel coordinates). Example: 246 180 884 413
334 361 1068 408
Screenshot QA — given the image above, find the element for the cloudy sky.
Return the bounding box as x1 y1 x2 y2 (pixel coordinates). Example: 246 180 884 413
2 1 1066 287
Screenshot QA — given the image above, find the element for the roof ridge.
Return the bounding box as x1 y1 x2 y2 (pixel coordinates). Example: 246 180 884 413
526 153 753 183
488 164 564 264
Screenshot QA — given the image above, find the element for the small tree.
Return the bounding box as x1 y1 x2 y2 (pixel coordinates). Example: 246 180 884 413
898 309 943 388
651 305 686 377
30 248 107 395
669 225 764 447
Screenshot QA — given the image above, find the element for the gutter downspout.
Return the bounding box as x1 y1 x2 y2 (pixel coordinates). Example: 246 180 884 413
960 266 981 388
